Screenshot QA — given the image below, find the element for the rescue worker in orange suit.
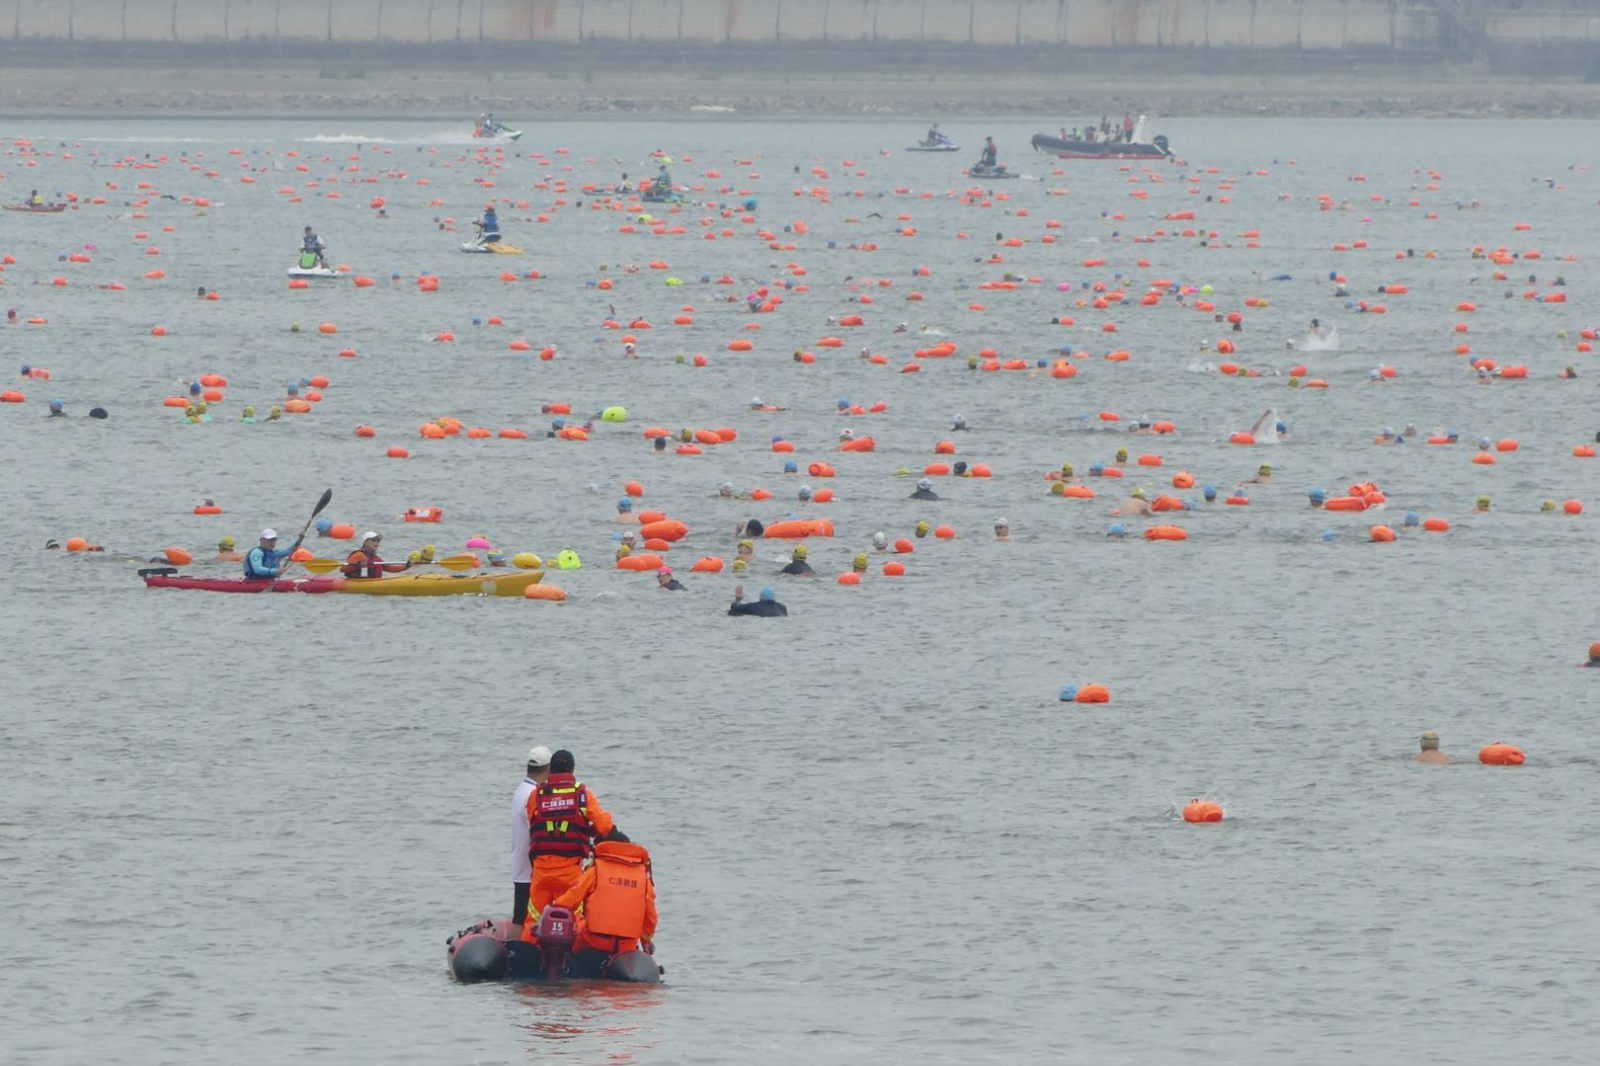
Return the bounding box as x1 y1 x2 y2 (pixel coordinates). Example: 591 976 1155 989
341 531 411 578
553 839 658 956
521 748 618 941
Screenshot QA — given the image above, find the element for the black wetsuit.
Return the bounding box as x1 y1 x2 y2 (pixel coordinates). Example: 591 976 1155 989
779 560 815 576
730 600 787 617
911 488 941 501
660 578 686 590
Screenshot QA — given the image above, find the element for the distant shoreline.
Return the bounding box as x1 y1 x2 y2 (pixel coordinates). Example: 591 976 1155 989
4 61 1600 121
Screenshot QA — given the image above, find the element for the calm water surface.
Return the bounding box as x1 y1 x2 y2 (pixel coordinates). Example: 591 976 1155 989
3 116 1600 1064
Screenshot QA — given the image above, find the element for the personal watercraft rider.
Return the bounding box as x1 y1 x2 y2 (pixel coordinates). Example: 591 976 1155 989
341 531 412 578
477 203 501 244
521 749 620 938
980 137 997 168
301 226 327 268
243 528 300 579
652 166 672 196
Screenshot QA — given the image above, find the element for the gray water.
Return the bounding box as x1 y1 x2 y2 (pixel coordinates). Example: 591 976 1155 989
4 117 1600 1065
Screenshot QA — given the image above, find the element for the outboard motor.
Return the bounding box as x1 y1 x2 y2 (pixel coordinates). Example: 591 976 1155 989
1153 134 1171 156
535 905 578 978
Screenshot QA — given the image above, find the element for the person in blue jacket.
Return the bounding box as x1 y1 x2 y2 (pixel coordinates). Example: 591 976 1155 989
243 528 301 579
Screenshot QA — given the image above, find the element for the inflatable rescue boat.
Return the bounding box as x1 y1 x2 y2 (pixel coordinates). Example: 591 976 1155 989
447 908 662 984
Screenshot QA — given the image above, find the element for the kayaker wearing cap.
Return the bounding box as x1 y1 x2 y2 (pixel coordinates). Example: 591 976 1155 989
214 536 244 563
243 528 301 579
656 566 686 590
910 478 940 501
511 745 553 928
342 531 411 578
780 544 815 576
521 749 620 940
1414 730 1452 764
729 584 787 617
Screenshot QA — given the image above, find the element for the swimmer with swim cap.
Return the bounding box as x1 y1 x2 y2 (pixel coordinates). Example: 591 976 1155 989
780 544 815 576
915 521 930 539
952 414 968 431
871 531 888 551
1252 464 1272 483
994 518 1011 541
614 498 638 523
910 478 940 501
1583 642 1600 667
1475 495 1491 512
1415 730 1452 764
1107 524 1126 540
267 405 282 421
852 553 868 572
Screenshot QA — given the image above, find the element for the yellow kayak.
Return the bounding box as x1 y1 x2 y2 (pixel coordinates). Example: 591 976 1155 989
301 570 544 597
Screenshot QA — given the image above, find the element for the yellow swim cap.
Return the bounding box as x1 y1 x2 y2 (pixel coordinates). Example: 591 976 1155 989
853 552 868 571
1050 481 1066 496
616 545 632 559
219 536 235 548
421 544 436 560
1061 462 1073 476
1541 499 1556 512
1476 495 1491 509
679 428 693 442
915 521 930 537
793 544 807 560
1131 488 1146 500
738 539 753 551
1259 464 1271 475
1115 448 1128 462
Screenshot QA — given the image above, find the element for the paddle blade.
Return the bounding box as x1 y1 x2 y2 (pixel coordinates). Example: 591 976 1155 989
302 558 344 574
435 554 479 571
310 487 334 517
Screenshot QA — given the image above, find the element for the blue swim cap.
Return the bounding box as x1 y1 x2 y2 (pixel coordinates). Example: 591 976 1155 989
20 365 30 374
1447 428 1460 440
783 459 798 473
1036 358 1048 367
1404 511 1420 526
1276 420 1287 433
837 398 850 408
617 498 632 510
1309 488 1326 501
1090 463 1104 476
1059 685 1078 701
315 517 333 532
1107 523 1124 537
758 586 775 602
1321 530 1336 542
50 397 63 407
472 316 482 325
189 382 201 394
1203 484 1217 499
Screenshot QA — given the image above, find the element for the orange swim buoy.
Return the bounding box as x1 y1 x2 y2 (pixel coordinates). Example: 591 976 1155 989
639 519 689 542
192 505 222 515
882 561 905 576
691 556 724 573
329 524 355 540
617 553 665 571
523 585 567 601
1182 800 1224 823
1422 517 1450 532
837 571 861 585
763 519 834 539
1370 525 1396 542
1144 525 1188 541
1478 743 1526 766
1171 471 1195 488
1324 496 1368 512
164 546 192 566
1229 432 1256 445
1074 683 1110 704
404 507 443 523
386 447 409 458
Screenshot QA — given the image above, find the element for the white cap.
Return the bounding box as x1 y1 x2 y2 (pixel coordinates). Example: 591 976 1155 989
260 528 278 540
995 516 1010 527
361 531 381 542
527 745 552 767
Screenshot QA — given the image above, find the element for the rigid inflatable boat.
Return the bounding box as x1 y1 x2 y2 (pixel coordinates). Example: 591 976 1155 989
447 909 662 984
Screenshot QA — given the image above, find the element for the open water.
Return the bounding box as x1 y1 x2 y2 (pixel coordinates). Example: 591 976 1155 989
4 117 1600 1065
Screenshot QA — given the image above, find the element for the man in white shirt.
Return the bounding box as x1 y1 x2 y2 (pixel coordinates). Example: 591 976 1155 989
511 745 553 929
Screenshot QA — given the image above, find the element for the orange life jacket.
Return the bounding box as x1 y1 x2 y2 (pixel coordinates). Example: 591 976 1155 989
342 549 381 578
526 774 595 861
583 841 652 940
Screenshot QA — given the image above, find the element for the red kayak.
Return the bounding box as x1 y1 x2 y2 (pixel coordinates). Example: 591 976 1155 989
142 574 300 593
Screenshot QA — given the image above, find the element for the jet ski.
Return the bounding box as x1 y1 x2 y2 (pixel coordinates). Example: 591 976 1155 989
447 908 662 984
460 228 523 254
287 251 338 278
907 133 959 152
473 124 522 142
967 163 1019 180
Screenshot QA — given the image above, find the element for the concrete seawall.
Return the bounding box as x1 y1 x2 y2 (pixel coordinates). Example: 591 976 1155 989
3 0 1594 54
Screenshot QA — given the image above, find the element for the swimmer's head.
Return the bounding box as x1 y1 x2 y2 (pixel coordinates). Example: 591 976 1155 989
1309 488 1326 503
783 459 798 473
617 498 632 512
915 521 930 538
872 531 887 549
1257 464 1271 476
1107 523 1125 539
917 478 932 491
737 539 753 553
798 484 813 501
1541 498 1557 512
759 586 776 602
1478 436 1492 451
1404 511 1420 527
1090 463 1105 477
1475 495 1491 511
1203 484 1217 500
792 544 807 560
1115 448 1128 463
1130 488 1146 500
315 518 333 533
1419 730 1440 751
1060 462 1073 477
852 553 868 572
1050 480 1066 496
953 413 966 428
719 482 733 497
219 536 235 549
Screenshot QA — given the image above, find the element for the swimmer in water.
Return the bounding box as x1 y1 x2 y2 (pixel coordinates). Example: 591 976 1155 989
851 553 868 573
1109 488 1151 517
46 398 66 417
656 566 686 591
1583 642 1600 667
215 536 244 563
1414 730 1453 765
993 517 1011 541
735 539 755 566
910 478 940 501
780 544 815 576
1475 495 1491 513
951 413 969 432
914 520 930 539
614 498 638 524
871 531 888 552
1250 464 1272 484
729 584 787 617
